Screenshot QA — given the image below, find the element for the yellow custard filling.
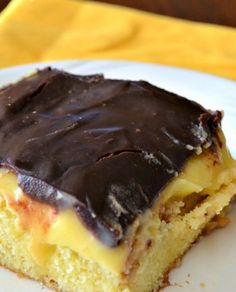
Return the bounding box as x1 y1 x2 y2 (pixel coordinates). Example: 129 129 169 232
0 142 235 275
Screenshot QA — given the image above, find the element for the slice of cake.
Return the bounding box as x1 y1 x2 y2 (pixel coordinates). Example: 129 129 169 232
0 68 235 292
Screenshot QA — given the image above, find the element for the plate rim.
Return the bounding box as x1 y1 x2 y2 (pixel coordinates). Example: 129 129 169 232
0 59 236 87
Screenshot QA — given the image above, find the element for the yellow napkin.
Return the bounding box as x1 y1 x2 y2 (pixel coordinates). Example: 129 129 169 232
0 0 236 79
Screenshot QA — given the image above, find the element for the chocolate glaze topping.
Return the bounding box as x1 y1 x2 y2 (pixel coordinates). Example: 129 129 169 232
0 68 221 247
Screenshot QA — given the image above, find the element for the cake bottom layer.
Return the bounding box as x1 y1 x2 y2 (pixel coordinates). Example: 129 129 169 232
0 181 235 292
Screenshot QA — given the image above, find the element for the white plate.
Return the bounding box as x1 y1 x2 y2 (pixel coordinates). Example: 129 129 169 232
0 60 236 292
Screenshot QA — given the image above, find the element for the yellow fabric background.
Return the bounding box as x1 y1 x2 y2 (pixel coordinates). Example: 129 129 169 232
0 0 236 79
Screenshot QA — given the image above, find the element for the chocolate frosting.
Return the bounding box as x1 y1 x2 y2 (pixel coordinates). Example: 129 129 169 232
0 68 221 247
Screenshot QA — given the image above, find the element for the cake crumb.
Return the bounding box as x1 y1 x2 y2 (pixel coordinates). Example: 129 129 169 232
172 282 182 288
203 215 230 235
200 282 206 288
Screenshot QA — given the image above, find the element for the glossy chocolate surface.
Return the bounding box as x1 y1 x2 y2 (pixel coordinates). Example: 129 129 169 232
0 68 221 246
